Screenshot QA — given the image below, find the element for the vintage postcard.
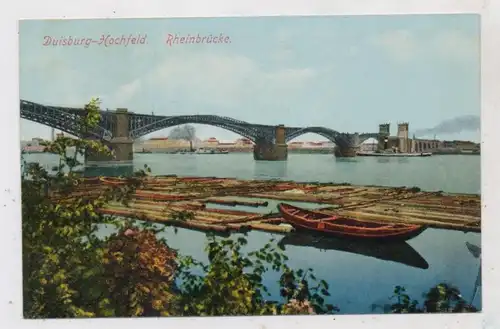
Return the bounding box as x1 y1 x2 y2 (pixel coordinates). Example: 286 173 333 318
18 13 481 320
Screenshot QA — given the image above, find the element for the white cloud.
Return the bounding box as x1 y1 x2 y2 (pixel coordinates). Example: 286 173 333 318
431 30 479 62
272 48 294 63
266 68 316 86
347 45 359 57
271 29 295 63
106 79 142 106
105 51 318 112
370 30 419 62
371 29 478 63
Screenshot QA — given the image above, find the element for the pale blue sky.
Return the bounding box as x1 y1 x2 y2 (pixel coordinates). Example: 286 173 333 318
19 14 480 142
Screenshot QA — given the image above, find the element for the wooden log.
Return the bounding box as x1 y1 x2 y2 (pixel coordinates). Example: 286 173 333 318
98 208 230 233
372 207 479 224
100 205 289 234
331 209 480 233
51 175 482 235
202 198 269 207
225 222 292 234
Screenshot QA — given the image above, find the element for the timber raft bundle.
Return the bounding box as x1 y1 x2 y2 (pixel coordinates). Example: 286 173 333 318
62 175 481 235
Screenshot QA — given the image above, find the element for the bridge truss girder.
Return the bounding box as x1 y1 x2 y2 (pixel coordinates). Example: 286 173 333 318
20 100 113 141
285 127 379 148
129 114 277 142
285 127 353 148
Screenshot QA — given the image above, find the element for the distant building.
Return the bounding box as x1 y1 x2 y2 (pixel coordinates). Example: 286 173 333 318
412 138 441 153
304 141 329 148
235 138 254 146
360 137 378 152
217 140 236 149
376 122 442 153
438 140 480 153
203 137 219 148
374 122 479 154
138 137 191 151
32 137 44 144
289 141 304 149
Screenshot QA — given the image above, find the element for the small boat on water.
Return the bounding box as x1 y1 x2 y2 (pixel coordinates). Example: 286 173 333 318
277 203 426 241
135 148 152 154
356 151 432 157
194 148 229 155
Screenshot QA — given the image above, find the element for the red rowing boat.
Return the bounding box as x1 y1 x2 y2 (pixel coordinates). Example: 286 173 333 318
278 203 426 241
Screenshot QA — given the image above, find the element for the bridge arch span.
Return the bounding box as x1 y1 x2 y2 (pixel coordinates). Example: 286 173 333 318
285 127 352 148
286 127 378 148
20 100 113 140
130 115 267 142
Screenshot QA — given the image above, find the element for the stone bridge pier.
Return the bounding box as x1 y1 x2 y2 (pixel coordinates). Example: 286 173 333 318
85 108 134 166
334 133 360 157
253 125 288 161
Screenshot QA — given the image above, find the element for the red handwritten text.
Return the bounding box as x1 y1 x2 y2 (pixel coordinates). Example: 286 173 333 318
165 33 231 46
42 34 148 48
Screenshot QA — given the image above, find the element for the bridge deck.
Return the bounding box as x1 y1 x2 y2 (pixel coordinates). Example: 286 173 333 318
21 99 378 145
53 176 480 234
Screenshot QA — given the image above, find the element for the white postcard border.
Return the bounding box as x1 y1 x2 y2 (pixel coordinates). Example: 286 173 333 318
1 0 496 328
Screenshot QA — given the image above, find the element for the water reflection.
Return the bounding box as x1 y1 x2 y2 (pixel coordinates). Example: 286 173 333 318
278 233 429 270
83 165 134 177
335 157 359 163
465 241 481 304
374 157 411 164
253 161 287 179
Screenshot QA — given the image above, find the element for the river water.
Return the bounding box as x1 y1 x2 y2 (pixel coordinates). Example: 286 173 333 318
24 152 482 314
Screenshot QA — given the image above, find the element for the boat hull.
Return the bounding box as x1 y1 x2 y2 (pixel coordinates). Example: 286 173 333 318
278 203 426 242
356 152 432 157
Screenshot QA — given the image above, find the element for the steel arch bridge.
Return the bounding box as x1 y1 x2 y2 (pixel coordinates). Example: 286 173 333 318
20 100 377 146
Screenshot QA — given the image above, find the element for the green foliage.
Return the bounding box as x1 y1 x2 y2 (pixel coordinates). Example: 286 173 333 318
421 283 478 313
164 209 195 222
175 235 337 316
373 284 478 314
99 227 178 317
22 98 151 318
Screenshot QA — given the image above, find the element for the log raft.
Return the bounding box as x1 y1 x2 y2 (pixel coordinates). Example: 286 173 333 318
60 176 481 234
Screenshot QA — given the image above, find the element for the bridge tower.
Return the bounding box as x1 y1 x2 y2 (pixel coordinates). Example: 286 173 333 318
378 123 390 151
253 124 288 161
85 108 134 166
397 122 409 153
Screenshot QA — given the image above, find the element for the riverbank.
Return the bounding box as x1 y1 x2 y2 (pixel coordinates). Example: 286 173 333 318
55 175 481 234
134 148 336 154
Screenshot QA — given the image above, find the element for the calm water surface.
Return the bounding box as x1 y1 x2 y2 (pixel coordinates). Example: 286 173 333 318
25 152 482 313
